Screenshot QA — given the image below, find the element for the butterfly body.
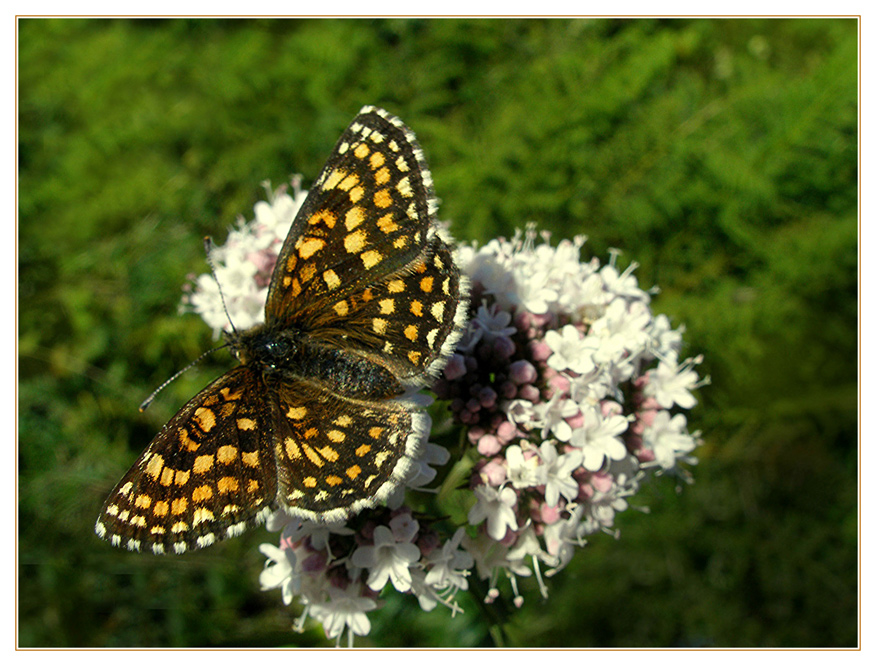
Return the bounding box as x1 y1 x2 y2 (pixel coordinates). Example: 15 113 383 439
96 106 466 555
230 324 404 400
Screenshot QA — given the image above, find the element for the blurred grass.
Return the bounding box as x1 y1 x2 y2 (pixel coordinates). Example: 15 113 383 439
18 18 857 647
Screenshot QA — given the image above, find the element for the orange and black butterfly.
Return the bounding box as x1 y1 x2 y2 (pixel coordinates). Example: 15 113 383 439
95 106 467 554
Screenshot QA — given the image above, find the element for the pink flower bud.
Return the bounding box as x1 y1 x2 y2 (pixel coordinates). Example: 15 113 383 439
642 395 660 409
549 373 571 395
626 432 643 453
591 472 613 493
637 407 659 427
540 503 562 525
601 400 622 417
477 434 503 456
509 359 538 385
517 384 541 402
496 420 518 443
514 311 534 331
528 340 552 362
565 410 585 429
443 353 467 380
493 336 516 359
531 313 554 329
499 527 518 546
637 447 656 463
416 530 441 557
480 458 507 485
327 568 351 589
302 551 327 573
478 386 498 409
577 484 594 502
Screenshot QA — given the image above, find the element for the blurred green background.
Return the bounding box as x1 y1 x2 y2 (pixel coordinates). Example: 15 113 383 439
18 18 858 647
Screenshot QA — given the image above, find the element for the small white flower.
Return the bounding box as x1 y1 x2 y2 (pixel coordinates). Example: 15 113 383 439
544 237 590 290
186 273 230 334
538 441 583 507
570 406 629 471
258 543 300 605
308 585 378 645
425 528 474 592
504 398 537 427
350 525 421 592
462 531 532 581
405 443 451 489
467 248 516 305
560 271 609 321
512 265 559 314
252 184 298 240
544 325 598 375
504 444 545 489
646 353 700 409
533 393 580 442
468 485 519 540
266 512 353 555
305 521 356 553
589 299 651 365
647 313 683 357
587 478 633 530
408 569 441 612
472 302 517 342
600 262 650 302
505 525 546 565
388 512 420 543
643 410 697 469
569 369 612 405
543 505 588 572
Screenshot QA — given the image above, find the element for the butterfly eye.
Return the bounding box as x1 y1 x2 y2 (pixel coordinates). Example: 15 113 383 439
259 337 292 363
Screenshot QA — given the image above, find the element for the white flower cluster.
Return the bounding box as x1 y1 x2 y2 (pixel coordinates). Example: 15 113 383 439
184 181 706 645
258 509 473 647
435 228 705 600
183 179 308 335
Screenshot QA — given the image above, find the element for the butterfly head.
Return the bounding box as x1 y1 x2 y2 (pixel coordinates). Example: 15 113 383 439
228 325 301 372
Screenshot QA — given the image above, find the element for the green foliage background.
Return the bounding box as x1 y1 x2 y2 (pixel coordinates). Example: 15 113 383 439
18 18 858 647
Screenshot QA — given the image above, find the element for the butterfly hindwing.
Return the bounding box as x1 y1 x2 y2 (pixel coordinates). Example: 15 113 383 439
95 367 277 554
271 384 427 521
307 235 465 387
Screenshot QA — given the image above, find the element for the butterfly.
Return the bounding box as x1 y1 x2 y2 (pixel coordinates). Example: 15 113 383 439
95 106 467 554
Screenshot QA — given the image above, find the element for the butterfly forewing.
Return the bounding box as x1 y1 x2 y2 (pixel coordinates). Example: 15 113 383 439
265 106 437 328
95 367 277 554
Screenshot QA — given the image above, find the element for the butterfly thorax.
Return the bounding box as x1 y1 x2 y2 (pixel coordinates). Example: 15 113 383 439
229 324 404 401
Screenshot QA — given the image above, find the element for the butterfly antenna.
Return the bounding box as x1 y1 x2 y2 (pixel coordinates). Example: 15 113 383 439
140 238 238 413
139 344 228 412
203 236 239 337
